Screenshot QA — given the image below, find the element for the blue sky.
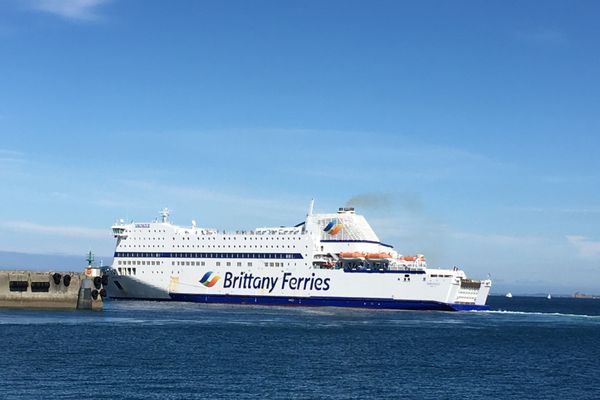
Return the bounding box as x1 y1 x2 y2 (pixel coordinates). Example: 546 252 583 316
0 0 599 294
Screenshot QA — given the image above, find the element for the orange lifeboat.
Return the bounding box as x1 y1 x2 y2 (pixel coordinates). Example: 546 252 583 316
401 255 417 261
339 252 366 259
366 252 392 259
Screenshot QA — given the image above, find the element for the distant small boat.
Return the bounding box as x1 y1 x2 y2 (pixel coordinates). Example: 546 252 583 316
505 292 513 298
547 294 552 300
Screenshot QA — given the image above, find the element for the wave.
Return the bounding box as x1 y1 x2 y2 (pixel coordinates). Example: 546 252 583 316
484 309 600 320
0 316 149 326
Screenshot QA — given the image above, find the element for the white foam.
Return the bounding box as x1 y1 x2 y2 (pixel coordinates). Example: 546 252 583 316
484 309 600 320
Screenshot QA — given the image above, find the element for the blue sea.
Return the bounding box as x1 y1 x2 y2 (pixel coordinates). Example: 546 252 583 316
1 296 599 399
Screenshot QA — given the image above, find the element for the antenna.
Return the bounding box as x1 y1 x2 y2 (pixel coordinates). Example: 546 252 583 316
160 208 170 223
307 198 314 216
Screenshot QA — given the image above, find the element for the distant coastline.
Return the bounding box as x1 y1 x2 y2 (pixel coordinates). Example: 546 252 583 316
490 292 600 299
573 292 600 299
0 250 112 271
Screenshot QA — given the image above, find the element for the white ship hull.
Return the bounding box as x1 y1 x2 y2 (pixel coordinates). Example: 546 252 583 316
106 205 491 311
109 267 491 311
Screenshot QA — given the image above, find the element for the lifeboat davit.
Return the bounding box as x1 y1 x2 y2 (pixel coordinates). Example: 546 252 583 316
365 252 392 260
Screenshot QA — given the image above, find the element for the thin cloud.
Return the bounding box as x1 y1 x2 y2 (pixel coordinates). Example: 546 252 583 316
450 231 543 247
0 149 26 176
510 206 600 215
119 179 306 217
540 174 596 184
289 142 509 183
567 235 600 258
26 0 111 22
91 197 132 208
515 28 568 46
2 221 107 239
0 149 24 159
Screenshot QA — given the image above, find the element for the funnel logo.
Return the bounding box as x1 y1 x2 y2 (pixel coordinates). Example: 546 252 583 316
323 219 343 236
200 271 221 288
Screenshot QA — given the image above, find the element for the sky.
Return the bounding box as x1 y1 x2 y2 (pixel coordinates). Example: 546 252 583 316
0 0 599 294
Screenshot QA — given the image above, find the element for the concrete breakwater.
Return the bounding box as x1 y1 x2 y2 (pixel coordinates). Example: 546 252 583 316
0 270 105 310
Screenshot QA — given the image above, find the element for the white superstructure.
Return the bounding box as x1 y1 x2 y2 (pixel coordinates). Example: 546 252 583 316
106 204 491 311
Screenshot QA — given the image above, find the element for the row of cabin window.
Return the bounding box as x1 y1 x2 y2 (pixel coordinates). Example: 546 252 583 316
126 236 302 241
117 260 161 266
116 252 298 259
117 267 167 276
119 244 302 249
172 261 285 267
116 260 287 268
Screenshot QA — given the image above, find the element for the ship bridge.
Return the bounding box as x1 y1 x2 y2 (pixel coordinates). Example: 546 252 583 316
112 220 128 239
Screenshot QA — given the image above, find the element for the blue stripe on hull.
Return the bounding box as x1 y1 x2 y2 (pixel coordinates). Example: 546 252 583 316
342 269 426 274
446 303 490 312
320 239 394 248
168 293 490 312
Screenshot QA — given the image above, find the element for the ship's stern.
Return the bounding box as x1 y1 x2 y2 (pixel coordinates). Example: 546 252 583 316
449 278 492 311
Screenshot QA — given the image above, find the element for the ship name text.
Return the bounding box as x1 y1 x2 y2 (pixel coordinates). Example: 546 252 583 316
223 271 331 293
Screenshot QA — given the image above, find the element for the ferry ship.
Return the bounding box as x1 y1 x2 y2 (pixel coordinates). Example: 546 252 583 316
106 203 491 311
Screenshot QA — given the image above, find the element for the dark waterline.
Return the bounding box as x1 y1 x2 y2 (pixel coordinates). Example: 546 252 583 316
1 296 599 399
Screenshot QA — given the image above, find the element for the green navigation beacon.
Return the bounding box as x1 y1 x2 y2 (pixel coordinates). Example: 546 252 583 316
86 251 94 267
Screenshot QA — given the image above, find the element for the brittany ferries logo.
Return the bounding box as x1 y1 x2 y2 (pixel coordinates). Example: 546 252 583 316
200 271 331 292
199 272 221 288
323 219 343 236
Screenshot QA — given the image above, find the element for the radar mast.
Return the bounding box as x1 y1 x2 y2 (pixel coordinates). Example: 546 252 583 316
160 208 170 223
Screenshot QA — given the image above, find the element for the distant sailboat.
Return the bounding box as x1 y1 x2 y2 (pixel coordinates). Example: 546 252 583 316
505 292 513 298
547 294 552 300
